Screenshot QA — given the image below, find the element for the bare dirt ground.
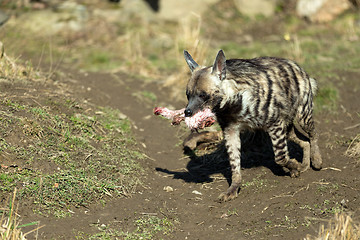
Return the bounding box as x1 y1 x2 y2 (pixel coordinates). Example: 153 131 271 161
16 66 359 239
1 1 360 239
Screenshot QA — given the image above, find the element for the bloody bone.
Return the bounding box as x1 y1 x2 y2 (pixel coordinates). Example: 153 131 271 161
153 107 216 130
153 107 185 125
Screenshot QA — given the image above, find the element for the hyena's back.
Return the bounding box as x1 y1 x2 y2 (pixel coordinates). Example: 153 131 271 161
221 57 317 130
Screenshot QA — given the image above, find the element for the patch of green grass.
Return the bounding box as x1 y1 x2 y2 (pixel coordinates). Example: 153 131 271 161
29 107 50 118
0 97 144 217
81 50 121 71
75 215 176 240
220 41 288 59
127 215 175 239
148 54 179 73
0 173 16 191
3 100 26 112
264 215 301 230
300 198 344 218
316 182 340 194
241 172 275 192
96 107 132 133
0 137 9 152
314 86 339 112
242 177 268 189
132 91 157 104
21 169 125 215
227 208 239 217
141 91 157 102
76 230 123 240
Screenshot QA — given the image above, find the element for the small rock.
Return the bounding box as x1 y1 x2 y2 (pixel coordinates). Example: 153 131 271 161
118 112 127 120
157 0 220 21
164 186 174 192
95 111 104 115
220 213 229 219
18 1 88 35
192 190 202 195
340 199 348 208
143 115 152 120
99 223 106 230
296 0 351 23
234 0 278 18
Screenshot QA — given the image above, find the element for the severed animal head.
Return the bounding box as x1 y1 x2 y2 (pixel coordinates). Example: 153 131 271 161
183 50 227 117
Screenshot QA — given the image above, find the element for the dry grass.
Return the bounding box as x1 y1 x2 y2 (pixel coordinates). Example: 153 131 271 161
305 213 360 240
0 41 43 83
164 14 210 101
117 29 161 78
345 134 360 160
285 33 304 64
0 189 43 240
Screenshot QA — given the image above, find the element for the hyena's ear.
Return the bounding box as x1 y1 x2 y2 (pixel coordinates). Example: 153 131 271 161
211 50 226 81
184 50 199 72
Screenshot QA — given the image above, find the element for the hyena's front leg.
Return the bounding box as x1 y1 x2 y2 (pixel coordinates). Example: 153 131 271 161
218 124 242 202
268 122 301 178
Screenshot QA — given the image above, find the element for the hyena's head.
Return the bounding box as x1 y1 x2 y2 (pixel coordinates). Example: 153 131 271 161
183 50 226 117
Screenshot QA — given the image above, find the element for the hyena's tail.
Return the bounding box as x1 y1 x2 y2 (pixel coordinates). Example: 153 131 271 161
310 77 318 96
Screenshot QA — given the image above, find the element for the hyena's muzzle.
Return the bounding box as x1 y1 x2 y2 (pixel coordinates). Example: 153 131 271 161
184 95 205 117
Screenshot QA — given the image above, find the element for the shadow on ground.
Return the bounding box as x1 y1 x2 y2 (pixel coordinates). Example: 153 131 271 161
156 130 307 185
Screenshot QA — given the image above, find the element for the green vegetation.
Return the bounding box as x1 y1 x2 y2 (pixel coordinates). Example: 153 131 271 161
314 86 339 112
300 201 343 216
76 215 176 240
241 172 277 192
132 90 157 104
0 97 144 217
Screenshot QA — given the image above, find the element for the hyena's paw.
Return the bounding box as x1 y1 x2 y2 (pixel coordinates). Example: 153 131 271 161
217 185 239 202
289 169 300 178
311 152 323 170
299 157 311 173
287 158 301 178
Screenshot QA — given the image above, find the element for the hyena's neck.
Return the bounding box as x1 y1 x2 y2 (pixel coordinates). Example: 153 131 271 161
218 79 242 108
214 87 260 130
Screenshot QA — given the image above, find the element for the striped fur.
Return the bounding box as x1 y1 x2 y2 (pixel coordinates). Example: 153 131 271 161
184 50 322 202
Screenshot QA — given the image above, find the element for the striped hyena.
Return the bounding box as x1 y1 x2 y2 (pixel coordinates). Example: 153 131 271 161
183 50 322 202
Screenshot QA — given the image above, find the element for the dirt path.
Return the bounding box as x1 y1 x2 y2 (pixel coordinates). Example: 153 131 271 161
23 69 360 240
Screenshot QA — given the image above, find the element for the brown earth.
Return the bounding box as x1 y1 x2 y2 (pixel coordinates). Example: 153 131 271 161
13 64 359 239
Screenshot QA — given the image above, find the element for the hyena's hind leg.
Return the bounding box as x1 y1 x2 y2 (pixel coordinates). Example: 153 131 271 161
297 102 323 170
268 121 301 178
288 125 311 172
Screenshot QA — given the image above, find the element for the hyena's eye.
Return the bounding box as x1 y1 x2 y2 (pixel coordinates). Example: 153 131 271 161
199 91 209 101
